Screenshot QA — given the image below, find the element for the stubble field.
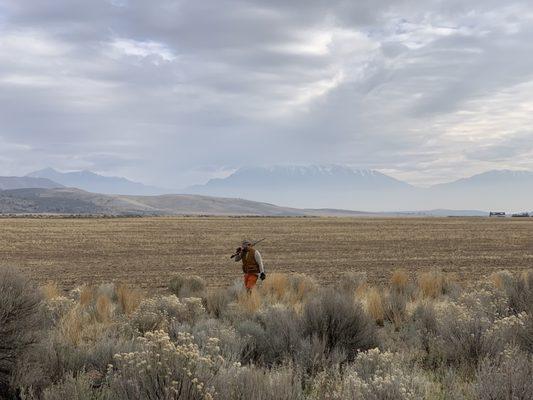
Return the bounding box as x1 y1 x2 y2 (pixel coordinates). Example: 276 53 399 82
1 216 532 291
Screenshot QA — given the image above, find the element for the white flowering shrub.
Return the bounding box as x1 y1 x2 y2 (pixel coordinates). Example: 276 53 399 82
431 301 493 369
309 349 432 400
474 347 533 400
179 318 241 362
131 295 205 333
107 330 220 400
457 285 509 320
485 312 529 353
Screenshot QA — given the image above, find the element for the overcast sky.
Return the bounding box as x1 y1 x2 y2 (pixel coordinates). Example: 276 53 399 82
1 0 533 188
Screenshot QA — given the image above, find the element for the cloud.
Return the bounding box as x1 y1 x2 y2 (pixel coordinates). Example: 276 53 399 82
0 0 532 187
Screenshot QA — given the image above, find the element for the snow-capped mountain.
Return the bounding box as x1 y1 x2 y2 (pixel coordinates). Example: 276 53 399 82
27 168 168 196
184 166 533 211
194 165 410 189
184 165 416 210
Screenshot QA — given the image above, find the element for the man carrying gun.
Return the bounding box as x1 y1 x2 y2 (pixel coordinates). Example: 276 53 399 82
232 239 266 292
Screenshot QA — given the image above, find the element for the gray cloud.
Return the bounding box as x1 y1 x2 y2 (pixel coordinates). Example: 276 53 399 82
0 0 532 187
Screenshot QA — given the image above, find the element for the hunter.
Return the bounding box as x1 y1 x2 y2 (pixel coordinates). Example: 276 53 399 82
234 240 266 291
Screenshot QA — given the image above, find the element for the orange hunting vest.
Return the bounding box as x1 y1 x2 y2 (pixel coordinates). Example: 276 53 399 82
242 247 260 274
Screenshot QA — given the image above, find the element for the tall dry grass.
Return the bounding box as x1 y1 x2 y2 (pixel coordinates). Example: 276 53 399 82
116 284 143 315
261 272 290 302
79 285 94 307
95 294 112 323
366 287 384 325
418 270 446 298
237 288 262 313
41 282 61 300
390 269 409 294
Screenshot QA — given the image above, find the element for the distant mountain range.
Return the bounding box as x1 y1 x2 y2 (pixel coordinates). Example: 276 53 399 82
185 165 415 211
189 165 411 191
0 165 531 214
184 165 533 211
27 168 167 195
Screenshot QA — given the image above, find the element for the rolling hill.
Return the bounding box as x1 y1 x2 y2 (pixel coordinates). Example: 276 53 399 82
0 187 487 217
0 176 63 190
0 187 308 216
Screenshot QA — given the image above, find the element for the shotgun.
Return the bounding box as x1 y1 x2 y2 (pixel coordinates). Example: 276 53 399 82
230 238 266 259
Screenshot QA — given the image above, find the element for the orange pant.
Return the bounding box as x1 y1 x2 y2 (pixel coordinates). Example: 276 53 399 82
244 273 258 290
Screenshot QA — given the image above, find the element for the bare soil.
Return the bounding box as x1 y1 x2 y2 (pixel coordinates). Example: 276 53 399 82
1 216 532 291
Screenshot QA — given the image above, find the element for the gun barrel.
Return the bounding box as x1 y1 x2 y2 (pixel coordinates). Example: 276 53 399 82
253 238 266 246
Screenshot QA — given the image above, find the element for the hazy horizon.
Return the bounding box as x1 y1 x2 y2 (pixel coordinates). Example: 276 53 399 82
15 164 533 190
1 0 533 189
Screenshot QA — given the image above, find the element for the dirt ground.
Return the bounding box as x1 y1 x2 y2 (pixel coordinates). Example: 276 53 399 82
0 216 532 291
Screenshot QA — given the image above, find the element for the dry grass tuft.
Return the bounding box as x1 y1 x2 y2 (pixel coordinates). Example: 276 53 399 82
116 284 143 315
366 287 384 325
41 282 61 300
390 269 409 294
520 269 532 288
79 285 94 306
59 307 86 345
237 289 262 313
340 271 367 295
261 273 289 301
418 270 446 298
290 274 317 304
95 294 111 323
489 270 513 290
355 282 369 299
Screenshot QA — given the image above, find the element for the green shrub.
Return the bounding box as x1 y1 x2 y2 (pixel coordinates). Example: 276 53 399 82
14 327 136 395
432 302 492 371
302 289 378 361
237 305 303 366
205 288 232 318
0 267 43 397
168 275 206 298
42 373 109 400
213 364 304 400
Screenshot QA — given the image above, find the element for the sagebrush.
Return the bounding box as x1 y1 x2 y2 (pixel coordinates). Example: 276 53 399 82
1 267 532 399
